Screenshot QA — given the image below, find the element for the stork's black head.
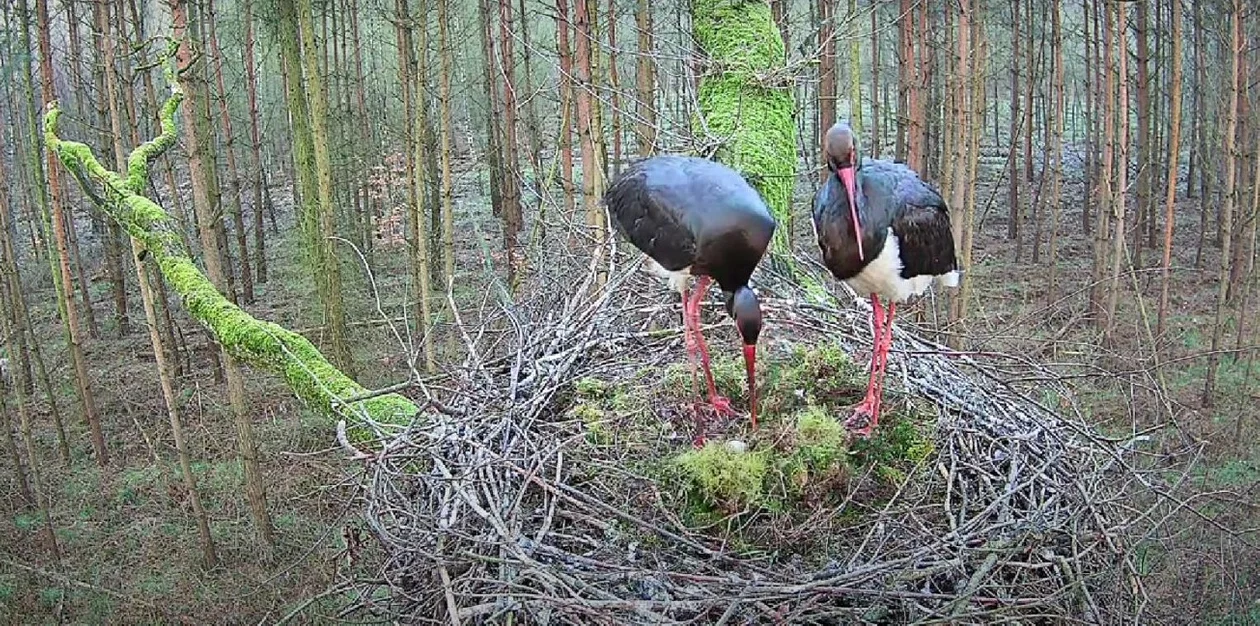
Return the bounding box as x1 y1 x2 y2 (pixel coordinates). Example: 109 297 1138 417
824 122 860 172
725 286 762 345
726 285 763 429
823 121 865 261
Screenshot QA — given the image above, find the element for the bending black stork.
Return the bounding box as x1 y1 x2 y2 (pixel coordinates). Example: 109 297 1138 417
812 122 960 438
604 155 776 437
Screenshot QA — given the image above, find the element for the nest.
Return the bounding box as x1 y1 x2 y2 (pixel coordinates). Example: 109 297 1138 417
345 248 1163 625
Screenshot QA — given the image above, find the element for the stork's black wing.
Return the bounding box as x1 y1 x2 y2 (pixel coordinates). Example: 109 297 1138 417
861 160 959 279
603 160 698 272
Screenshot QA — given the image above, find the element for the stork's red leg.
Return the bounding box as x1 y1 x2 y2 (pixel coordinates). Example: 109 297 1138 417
681 283 711 447
866 301 897 432
681 284 703 395
847 294 884 437
689 276 735 417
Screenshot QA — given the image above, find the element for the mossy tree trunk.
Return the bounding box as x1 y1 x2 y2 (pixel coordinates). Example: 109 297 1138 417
295 0 356 379
690 0 799 265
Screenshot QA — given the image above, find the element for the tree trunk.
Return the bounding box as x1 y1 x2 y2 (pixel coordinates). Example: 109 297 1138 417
1133 0 1152 269
242 0 268 284
1 164 72 467
895 0 910 160
870 4 881 158
1008 0 1021 253
497 0 524 286
133 239 219 567
517 0 546 231
555 0 577 221
1047 0 1064 304
185 0 273 545
691 0 797 263
37 0 108 467
635 0 656 156
574 0 606 235
1104 0 1128 342
1155 0 1182 342
46 102 421 453
0 354 59 559
206 0 255 304
1204 0 1242 405
1090 0 1114 324
293 0 356 377
606 0 623 174
817 0 835 172
847 0 861 134
93 0 132 337
1192 0 1207 268
945 0 972 347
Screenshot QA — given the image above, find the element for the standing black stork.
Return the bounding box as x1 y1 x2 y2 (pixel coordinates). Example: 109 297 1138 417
604 155 776 438
812 122 960 438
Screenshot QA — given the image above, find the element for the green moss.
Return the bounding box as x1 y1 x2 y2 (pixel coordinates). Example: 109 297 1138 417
673 443 770 511
794 407 847 471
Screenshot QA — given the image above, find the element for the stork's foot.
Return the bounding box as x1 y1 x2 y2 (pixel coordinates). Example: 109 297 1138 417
707 394 736 418
845 398 880 438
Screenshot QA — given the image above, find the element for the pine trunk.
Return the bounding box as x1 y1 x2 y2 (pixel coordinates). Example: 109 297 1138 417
242 0 269 284
1133 0 1152 269
635 0 656 156
206 0 255 304
1155 0 1182 341
555 0 577 220
188 0 273 545
498 0 524 286
37 0 107 467
1047 0 1064 304
817 0 835 172
1204 0 1241 405
1008 0 1021 251
1104 0 1129 341
574 0 605 232
93 0 132 337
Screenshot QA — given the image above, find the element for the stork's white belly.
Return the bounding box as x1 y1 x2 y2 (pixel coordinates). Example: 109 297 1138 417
646 257 692 293
845 228 960 303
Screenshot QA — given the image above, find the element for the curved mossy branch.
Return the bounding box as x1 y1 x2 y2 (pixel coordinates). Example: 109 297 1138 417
691 0 799 270
43 94 419 447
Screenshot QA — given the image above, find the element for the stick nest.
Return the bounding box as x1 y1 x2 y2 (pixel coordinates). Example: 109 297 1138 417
346 252 1159 625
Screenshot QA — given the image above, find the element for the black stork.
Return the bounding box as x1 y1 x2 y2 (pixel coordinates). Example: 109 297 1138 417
604 155 776 439
812 122 960 438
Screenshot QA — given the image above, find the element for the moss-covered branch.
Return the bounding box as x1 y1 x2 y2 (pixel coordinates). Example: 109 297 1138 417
43 88 418 446
692 0 799 263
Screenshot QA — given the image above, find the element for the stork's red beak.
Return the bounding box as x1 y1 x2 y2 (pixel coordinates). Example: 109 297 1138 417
839 167 863 261
743 344 758 430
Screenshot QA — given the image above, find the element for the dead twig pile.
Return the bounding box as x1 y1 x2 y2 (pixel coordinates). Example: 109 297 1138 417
346 246 1176 625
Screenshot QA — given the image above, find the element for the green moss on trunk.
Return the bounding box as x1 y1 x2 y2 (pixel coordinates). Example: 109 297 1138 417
44 95 418 447
691 0 799 262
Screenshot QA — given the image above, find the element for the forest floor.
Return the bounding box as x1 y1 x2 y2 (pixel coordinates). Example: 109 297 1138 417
2 146 1258 623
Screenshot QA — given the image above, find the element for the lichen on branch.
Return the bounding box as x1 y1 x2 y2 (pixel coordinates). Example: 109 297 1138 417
43 91 419 446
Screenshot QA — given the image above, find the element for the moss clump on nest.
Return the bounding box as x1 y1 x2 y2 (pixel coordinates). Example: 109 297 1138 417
574 343 936 533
